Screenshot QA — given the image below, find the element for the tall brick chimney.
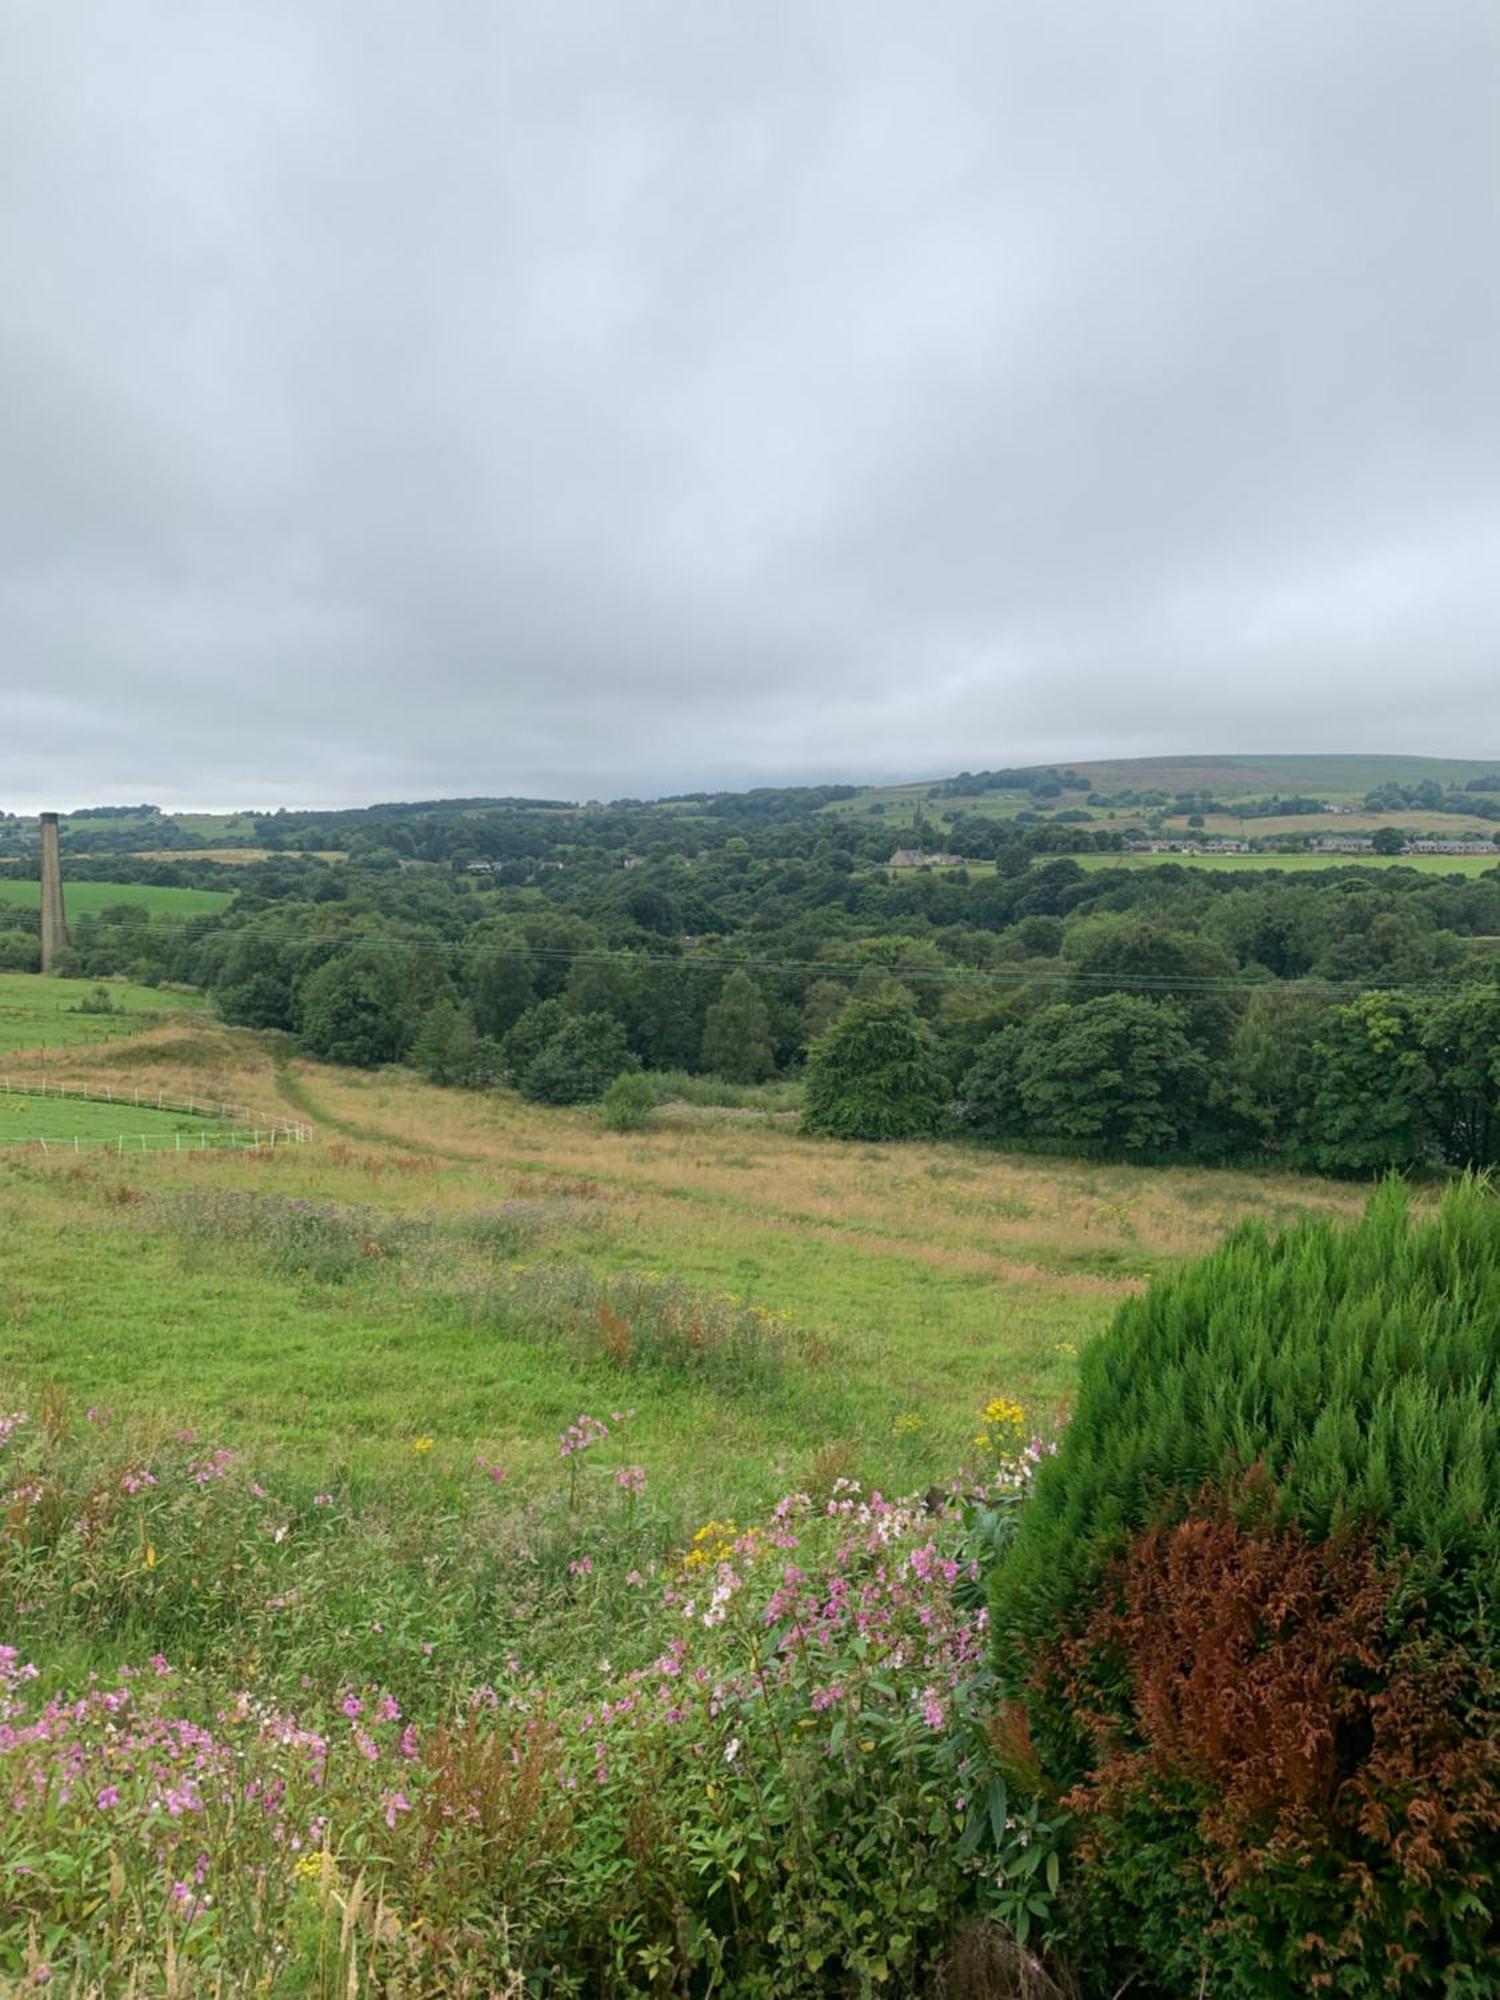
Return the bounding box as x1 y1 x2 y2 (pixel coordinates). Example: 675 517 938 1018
39 813 68 973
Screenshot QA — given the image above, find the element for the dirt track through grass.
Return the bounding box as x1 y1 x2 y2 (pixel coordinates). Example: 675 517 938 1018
0 1017 1374 1513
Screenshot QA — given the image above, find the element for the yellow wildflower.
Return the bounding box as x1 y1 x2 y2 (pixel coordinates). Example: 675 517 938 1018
412 1436 434 1454
294 1852 338 1889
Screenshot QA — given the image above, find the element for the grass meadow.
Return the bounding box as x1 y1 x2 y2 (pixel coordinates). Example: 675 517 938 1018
0 1004 1393 1993
0 1091 224 1146
0 1013 1369 1513
0 879 234 919
0 971 208 1055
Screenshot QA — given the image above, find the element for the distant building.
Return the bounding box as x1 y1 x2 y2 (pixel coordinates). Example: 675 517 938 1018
888 849 973 869
1409 839 1498 855
622 854 647 869
1312 836 1375 853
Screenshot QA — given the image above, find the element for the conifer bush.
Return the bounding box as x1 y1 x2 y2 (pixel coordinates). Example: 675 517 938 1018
802 981 948 1141
991 1179 1500 1996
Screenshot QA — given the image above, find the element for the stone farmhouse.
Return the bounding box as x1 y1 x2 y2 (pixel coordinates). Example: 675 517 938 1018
888 849 974 869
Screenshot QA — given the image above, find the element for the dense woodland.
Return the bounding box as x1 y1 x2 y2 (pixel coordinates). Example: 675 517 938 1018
5 790 1500 1174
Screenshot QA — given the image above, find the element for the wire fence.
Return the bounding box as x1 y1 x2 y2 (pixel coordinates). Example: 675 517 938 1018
6 1126 313 1156
0 1073 310 1153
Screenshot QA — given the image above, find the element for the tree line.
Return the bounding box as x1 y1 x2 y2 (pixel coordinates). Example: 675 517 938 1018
12 803 1500 1175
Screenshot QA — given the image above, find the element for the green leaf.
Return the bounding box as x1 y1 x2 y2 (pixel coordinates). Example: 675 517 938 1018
986 1776 1008 1848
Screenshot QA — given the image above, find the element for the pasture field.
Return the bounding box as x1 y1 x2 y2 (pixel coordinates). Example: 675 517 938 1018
829 753 1500 824
0 877 234 919
0 970 207 1053
1040 751 1500 797
1160 807 1500 839
0 1020 1368 1516
1069 849 1500 877
131 845 347 865
0 1089 224 1147
0 1020 1412 1992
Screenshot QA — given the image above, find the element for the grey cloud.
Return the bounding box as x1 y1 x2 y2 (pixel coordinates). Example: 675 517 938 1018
2 0 1497 810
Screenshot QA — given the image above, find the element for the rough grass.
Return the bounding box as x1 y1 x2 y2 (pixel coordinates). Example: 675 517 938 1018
0 971 208 1054
0 1023 1372 1523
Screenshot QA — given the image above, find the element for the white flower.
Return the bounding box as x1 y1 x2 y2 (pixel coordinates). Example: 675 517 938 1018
724 1737 740 1764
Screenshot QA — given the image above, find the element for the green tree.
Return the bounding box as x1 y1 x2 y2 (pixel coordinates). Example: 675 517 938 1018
957 1025 1028 1139
700 971 775 1082
499 998 571 1082
0 931 40 972
1371 825 1406 855
798 978 849 1049
1064 918 1242 1055
1221 985 1327 1152
410 997 484 1086
1014 914 1064 958
1016 995 1208 1154
297 944 437 1068
803 983 948 1140
1298 991 1430 1173
1418 982 1500 1167
467 938 536 1039
518 1013 638 1105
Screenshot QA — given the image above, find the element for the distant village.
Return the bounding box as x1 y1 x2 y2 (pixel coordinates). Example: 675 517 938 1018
1123 835 1498 857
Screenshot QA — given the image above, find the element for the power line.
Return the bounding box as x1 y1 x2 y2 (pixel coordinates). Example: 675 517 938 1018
29 909 1500 1001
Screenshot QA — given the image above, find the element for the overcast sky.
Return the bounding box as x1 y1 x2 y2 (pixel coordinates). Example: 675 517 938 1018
2 2 1497 810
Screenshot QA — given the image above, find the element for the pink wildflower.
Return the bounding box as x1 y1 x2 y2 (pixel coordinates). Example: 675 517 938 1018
558 1413 609 1459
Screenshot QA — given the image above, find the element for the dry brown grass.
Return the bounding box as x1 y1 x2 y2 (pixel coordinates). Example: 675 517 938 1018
11 1026 1383 1425
284 1056 1365 1266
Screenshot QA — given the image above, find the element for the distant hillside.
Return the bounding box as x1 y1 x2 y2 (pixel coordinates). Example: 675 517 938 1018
829 752 1500 819
1028 753 1500 798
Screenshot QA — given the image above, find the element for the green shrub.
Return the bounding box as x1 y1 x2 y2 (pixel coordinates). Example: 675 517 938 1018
991 1179 1500 1996
600 1069 656 1131
0 931 40 972
72 983 120 1015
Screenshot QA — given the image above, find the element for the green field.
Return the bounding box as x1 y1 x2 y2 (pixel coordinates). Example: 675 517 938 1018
0 970 208 1053
0 1030 1367 1508
0 1089 223 1147
1069 849 1500 878
0 1028 1408 1990
0 877 234 919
